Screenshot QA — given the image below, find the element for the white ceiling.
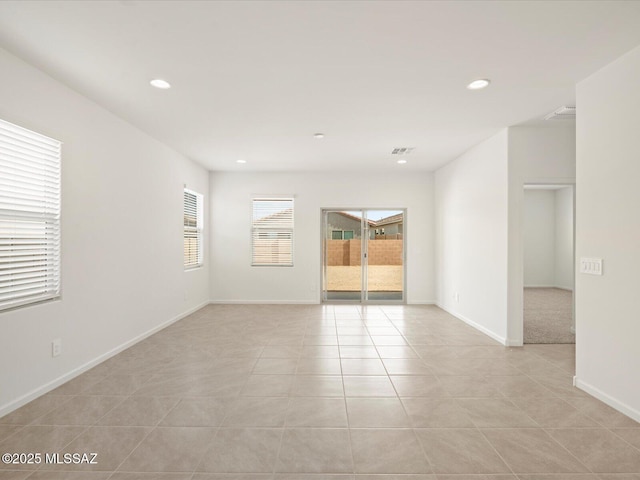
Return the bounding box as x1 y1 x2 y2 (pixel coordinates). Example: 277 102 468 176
1 1 640 173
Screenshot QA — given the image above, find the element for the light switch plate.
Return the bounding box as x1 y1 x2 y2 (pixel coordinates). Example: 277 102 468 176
580 257 603 275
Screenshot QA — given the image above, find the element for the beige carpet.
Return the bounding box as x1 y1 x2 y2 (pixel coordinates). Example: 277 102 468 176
524 287 574 344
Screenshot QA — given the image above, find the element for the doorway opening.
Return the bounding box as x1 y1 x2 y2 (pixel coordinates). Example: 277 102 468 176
322 209 405 303
523 185 575 344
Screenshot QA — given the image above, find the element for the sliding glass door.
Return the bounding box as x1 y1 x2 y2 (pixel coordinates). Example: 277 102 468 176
322 209 405 303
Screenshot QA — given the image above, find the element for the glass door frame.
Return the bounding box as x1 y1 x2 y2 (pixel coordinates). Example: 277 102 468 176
321 208 406 304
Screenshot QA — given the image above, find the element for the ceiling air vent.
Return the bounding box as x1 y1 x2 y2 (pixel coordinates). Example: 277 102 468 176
544 106 576 120
391 147 415 155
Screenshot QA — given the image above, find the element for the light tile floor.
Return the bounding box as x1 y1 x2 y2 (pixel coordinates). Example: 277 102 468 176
1 304 639 479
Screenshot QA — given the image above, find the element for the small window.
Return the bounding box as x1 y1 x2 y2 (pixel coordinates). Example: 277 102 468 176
183 188 203 269
331 230 343 240
252 198 293 266
0 118 62 312
343 230 354 240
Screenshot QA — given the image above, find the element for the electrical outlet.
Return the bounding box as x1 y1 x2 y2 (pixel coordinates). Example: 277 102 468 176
52 338 61 357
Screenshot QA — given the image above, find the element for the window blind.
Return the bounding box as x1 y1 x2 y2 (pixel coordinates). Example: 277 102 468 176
251 198 293 266
0 118 61 312
184 188 203 269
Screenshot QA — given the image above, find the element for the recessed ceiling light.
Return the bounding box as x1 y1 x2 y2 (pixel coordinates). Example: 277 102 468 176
466 79 490 90
314 133 325 139
236 159 247 164
150 79 171 89
397 159 407 164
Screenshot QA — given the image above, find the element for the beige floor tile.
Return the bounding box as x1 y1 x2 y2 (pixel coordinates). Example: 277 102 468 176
343 376 397 397
390 376 449 397
367 327 401 336
0 425 86 471
253 358 298 374
0 472 33 479
612 428 640 449
118 426 216 472
0 396 72 425
260 346 302 358
338 336 374 346
159 397 233 426
26 473 112 479
34 396 125 426
285 397 348 427
347 398 410 427
48 373 108 395
487 376 555 397
241 375 293 396
301 346 341 358
382 358 432 375
337 327 369 335
194 475 272 480
273 475 354 480
277 428 352 473
111 473 193 480
341 358 386 375
82 375 153 395
511 397 599 427
291 375 344 397
132 374 247 397
548 428 640 473
44 425 151 471
198 428 282 473
377 347 420 359
482 428 589 473
304 335 339 345
371 336 409 346
97 397 179 426
415 428 511 474
222 397 289 427
4 304 639 478
402 397 474 428
0 425 22 442
350 428 430 474
565 397 640 428
436 475 517 480
437 376 502 397
339 346 380 359
455 398 538 428
296 357 342 375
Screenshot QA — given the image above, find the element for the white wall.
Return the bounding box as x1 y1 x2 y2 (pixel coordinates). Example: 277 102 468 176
0 47 210 415
575 44 640 421
554 186 574 290
506 126 576 344
209 171 435 304
523 190 556 287
523 187 574 289
435 130 509 343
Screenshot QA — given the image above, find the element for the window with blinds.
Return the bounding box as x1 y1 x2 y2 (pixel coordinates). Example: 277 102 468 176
0 119 61 312
252 198 293 266
183 188 203 269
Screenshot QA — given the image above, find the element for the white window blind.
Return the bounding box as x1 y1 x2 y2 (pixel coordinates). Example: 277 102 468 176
0 118 61 312
184 188 203 269
252 198 293 266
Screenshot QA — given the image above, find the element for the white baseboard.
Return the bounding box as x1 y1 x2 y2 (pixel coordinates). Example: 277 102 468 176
0 300 209 418
436 303 507 346
575 377 640 424
209 299 318 305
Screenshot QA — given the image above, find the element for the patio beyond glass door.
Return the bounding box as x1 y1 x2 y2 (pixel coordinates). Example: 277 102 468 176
322 209 404 303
